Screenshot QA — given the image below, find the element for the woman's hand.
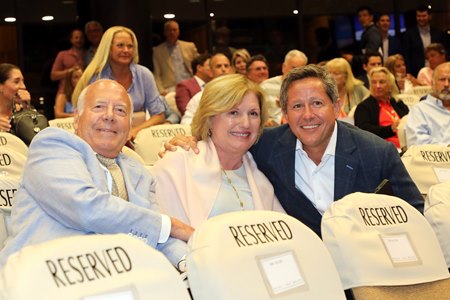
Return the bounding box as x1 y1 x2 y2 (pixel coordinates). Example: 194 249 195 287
15 89 31 104
391 119 400 132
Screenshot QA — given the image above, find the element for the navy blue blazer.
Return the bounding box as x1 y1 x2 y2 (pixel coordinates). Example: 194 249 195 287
402 26 446 77
250 121 423 237
387 35 403 56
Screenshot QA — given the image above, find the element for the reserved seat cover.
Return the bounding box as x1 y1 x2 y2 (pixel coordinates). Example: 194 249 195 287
321 192 449 289
0 234 190 300
187 210 345 300
425 181 450 268
402 144 450 194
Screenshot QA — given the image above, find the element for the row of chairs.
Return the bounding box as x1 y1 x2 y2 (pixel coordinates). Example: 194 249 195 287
1 192 449 299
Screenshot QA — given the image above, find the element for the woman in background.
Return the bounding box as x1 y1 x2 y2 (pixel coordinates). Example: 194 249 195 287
152 74 284 228
354 67 408 148
54 67 82 118
325 58 369 118
231 48 251 75
73 26 175 140
0 63 30 132
385 54 421 93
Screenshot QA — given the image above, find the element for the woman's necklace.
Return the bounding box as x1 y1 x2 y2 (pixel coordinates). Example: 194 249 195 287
222 168 244 209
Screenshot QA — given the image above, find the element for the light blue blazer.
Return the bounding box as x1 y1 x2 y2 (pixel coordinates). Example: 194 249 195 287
0 127 187 267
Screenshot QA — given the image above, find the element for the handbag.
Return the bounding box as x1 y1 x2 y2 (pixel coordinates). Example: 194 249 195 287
10 101 49 146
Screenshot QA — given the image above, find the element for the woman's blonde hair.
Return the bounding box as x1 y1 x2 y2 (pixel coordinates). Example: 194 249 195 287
325 57 363 94
384 54 404 75
63 67 82 105
369 66 400 97
191 74 267 141
231 49 251 71
72 26 139 107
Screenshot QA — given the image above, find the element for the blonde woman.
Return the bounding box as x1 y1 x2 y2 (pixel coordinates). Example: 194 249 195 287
325 58 369 118
152 74 284 228
384 54 421 93
354 67 408 148
231 48 251 75
73 26 169 140
54 67 82 118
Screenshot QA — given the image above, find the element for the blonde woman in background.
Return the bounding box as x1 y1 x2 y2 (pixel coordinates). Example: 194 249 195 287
385 54 421 93
325 58 369 118
152 74 284 228
231 48 251 75
54 67 82 118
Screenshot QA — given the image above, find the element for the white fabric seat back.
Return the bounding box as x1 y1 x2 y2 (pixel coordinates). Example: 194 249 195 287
397 115 409 151
396 94 420 108
187 210 345 300
411 85 432 98
321 192 449 290
165 91 181 118
48 117 75 133
0 133 27 179
401 144 450 194
0 234 190 300
425 181 450 268
133 124 191 165
121 146 145 165
0 177 20 245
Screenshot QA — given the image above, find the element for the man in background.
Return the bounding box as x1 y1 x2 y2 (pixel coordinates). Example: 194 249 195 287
153 20 199 95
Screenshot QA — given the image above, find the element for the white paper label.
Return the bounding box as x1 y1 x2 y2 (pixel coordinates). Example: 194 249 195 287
382 234 418 263
259 251 305 294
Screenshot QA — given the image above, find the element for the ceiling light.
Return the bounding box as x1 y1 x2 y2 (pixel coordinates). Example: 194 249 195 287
293 10 299 15
209 13 215 17
164 14 175 19
4 17 16 23
42 16 54 21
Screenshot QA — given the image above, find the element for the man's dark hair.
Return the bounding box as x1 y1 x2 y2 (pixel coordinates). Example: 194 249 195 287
192 53 211 73
357 5 373 16
416 4 431 14
246 54 268 72
363 51 383 65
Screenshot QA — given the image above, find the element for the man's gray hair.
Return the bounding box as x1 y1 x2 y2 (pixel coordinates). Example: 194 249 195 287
284 49 308 65
279 64 339 112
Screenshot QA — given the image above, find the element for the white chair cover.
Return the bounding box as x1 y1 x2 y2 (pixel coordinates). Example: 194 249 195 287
187 210 345 300
0 133 27 179
48 117 75 133
411 85 432 98
165 91 181 118
321 192 449 290
425 181 450 268
0 234 190 300
133 124 191 165
0 177 20 242
401 144 450 194
121 146 145 165
396 94 420 108
397 115 409 151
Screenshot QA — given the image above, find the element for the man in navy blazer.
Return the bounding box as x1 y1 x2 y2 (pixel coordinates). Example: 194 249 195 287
164 65 423 237
403 5 447 77
251 65 423 237
0 79 193 268
377 13 403 61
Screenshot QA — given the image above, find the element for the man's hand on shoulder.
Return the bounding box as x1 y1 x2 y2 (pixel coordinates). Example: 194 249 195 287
170 217 194 242
158 135 199 158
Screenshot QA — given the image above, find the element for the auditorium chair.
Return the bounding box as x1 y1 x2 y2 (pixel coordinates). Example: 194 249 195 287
186 210 346 300
401 144 450 196
321 192 450 299
164 91 181 119
133 124 191 165
48 116 75 133
121 145 145 165
425 181 450 269
0 234 191 300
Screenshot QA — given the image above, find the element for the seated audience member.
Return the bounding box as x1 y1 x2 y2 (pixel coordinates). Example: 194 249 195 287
355 67 408 148
246 55 269 84
73 26 174 140
175 53 211 116
261 50 308 126
153 74 284 228
163 65 424 237
325 58 369 118
54 67 82 118
0 63 31 133
0 79 193 268
181 53 232 125
231 48 251 75
357 51 383 89
417 43 447 86
405 62 450 146
384 54 422 93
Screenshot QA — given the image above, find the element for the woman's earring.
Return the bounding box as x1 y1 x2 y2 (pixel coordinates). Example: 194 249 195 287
208 128 212 136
